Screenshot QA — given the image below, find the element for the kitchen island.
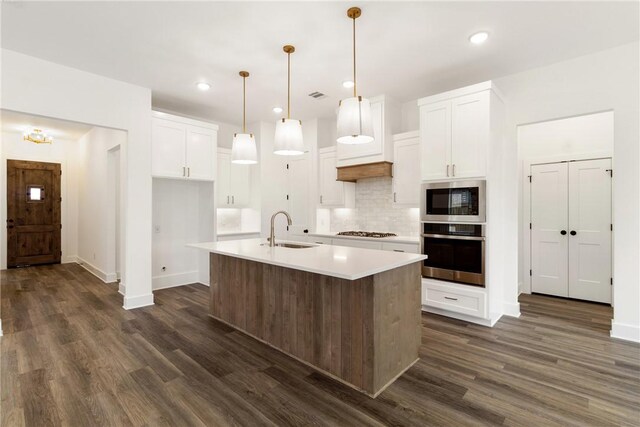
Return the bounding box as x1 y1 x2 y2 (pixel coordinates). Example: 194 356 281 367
188 238 427 397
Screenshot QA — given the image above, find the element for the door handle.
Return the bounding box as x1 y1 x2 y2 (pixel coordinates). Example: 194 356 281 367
570 230 577 236
560 230 567 235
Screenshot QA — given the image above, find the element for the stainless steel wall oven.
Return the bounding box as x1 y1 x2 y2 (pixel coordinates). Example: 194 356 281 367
421 223 485 287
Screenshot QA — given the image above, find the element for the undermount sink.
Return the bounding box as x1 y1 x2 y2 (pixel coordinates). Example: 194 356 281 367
261 242 315 249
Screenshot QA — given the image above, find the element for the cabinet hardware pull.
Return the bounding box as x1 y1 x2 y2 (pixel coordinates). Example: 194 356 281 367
315 241 324 244
320 195 323 204
452 164 456 176
393 249 404 252
183 166 186 176
446 165 449 177
393 192 396 203
227 196 230 204
187 167 190 177
232 195 234 204
444 296 458 301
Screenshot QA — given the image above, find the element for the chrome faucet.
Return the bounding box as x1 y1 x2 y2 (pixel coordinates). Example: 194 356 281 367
269 211 292 247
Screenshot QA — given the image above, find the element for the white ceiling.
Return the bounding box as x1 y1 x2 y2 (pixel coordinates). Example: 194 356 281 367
1 109 93 140
2 2 638 126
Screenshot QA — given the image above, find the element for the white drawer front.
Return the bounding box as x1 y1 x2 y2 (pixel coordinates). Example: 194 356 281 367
333 239 382 250
381 242 419 253
423 283 486 318
309 236 332 245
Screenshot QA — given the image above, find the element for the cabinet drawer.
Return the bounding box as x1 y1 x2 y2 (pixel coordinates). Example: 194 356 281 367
309 236 332 245
381 242 419 253
333 239 382 250
423 282 486 318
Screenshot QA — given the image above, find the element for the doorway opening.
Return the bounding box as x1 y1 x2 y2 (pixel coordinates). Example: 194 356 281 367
518 111 614 310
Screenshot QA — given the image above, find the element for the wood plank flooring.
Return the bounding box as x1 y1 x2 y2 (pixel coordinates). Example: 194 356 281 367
2 263 639 426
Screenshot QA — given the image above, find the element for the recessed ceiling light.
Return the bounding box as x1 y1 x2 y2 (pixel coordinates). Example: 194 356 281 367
196 82 211 91
272 106 283 114
342 80 355 89
469 32 489 45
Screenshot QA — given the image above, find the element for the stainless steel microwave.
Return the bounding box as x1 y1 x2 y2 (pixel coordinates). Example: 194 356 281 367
421 180 486 223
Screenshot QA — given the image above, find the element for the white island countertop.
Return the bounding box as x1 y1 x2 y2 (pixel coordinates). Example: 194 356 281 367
188 238 427 280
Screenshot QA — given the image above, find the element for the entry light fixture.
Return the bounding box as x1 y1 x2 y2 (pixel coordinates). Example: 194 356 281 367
23 128 53 144
469 31 489 45
336 7 374 145
231 71 258 164
273 45 304 156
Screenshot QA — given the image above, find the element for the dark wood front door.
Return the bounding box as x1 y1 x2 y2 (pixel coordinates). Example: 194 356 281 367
7 160 61 268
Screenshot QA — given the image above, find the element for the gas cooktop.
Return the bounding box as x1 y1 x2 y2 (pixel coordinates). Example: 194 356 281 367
336 231 398 238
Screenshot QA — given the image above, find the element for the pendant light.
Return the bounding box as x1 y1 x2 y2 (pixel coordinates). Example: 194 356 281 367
231 71 258 164
273 45 304 156
336 7 374 145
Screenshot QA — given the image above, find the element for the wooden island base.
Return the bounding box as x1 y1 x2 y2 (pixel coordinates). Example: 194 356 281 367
209 254 422 397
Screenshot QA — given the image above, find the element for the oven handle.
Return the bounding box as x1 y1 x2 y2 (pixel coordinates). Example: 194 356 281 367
422 233 485 241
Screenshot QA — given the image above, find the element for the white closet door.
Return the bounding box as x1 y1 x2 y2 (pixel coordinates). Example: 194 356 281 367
568 159 612 303
531 163 569 297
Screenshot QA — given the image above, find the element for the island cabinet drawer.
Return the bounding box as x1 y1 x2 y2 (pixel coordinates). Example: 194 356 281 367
309 236 332 245
423 282 487 318
381 242 419 253
333 239 382 250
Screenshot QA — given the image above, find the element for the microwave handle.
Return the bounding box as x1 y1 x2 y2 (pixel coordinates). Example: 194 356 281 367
422 233 485 241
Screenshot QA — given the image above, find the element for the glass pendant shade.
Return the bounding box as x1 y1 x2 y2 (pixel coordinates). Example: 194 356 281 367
336 96 374 144
231 133 258 164
273 118 304 155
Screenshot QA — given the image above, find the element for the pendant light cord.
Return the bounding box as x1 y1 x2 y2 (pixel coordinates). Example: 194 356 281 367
242 74 246 133
287 51 291 119
352 15 357 98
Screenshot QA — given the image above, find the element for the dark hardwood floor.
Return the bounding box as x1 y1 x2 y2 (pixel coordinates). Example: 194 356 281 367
2 263 639 426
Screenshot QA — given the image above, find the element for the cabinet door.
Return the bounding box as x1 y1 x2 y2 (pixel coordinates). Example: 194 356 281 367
216 151 231 206
229 163 251 207
152 118 187 178
336 100 384 162
531 163 569 297
568 159 612 304
287 156 311 233
393 138 420 206
186 125 216 181
450 92 488 179
420 101 451 180
319 149 344 206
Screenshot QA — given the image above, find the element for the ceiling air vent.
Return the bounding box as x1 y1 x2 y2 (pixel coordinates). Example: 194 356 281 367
308 91 328 100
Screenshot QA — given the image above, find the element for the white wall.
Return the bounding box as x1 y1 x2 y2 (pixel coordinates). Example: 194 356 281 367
152 178 213 289
77 126 126 282
0 132 79 268
517 111 614 293
494 42 639 342
2 49 153 309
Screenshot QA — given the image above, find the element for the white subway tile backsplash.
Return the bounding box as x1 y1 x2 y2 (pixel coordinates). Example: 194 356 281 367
328 177 419 236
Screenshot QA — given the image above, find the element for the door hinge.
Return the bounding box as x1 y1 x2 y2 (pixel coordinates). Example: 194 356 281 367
611 224 613 231
286 225 289 231
529 269 532 276
60 170 62 176
286 194 289 200
529 223 532 230
605 169 613 177
286 164 289 170
528 175 532 183
610 277 613 285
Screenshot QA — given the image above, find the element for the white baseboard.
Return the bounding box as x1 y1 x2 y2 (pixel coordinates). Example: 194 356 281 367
118 282 126 296
422 305 501 327
123 293 154 310
611 321 640 343
77 258 117 284
503 301 521 318
153 271 199 290
63 255 78 264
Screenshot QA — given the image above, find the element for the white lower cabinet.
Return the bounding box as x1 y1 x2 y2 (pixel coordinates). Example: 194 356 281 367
381 242 419 254
216 232 260 242
308 236 332 245
422 280 487 319
334 239 382 250
305 235 419 253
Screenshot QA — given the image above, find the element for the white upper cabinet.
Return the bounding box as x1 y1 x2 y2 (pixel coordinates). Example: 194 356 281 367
336 95 400 167
318 147 355 208
418 82 498 181
151 112 218 181
392 132 420 206
217 148 251 207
